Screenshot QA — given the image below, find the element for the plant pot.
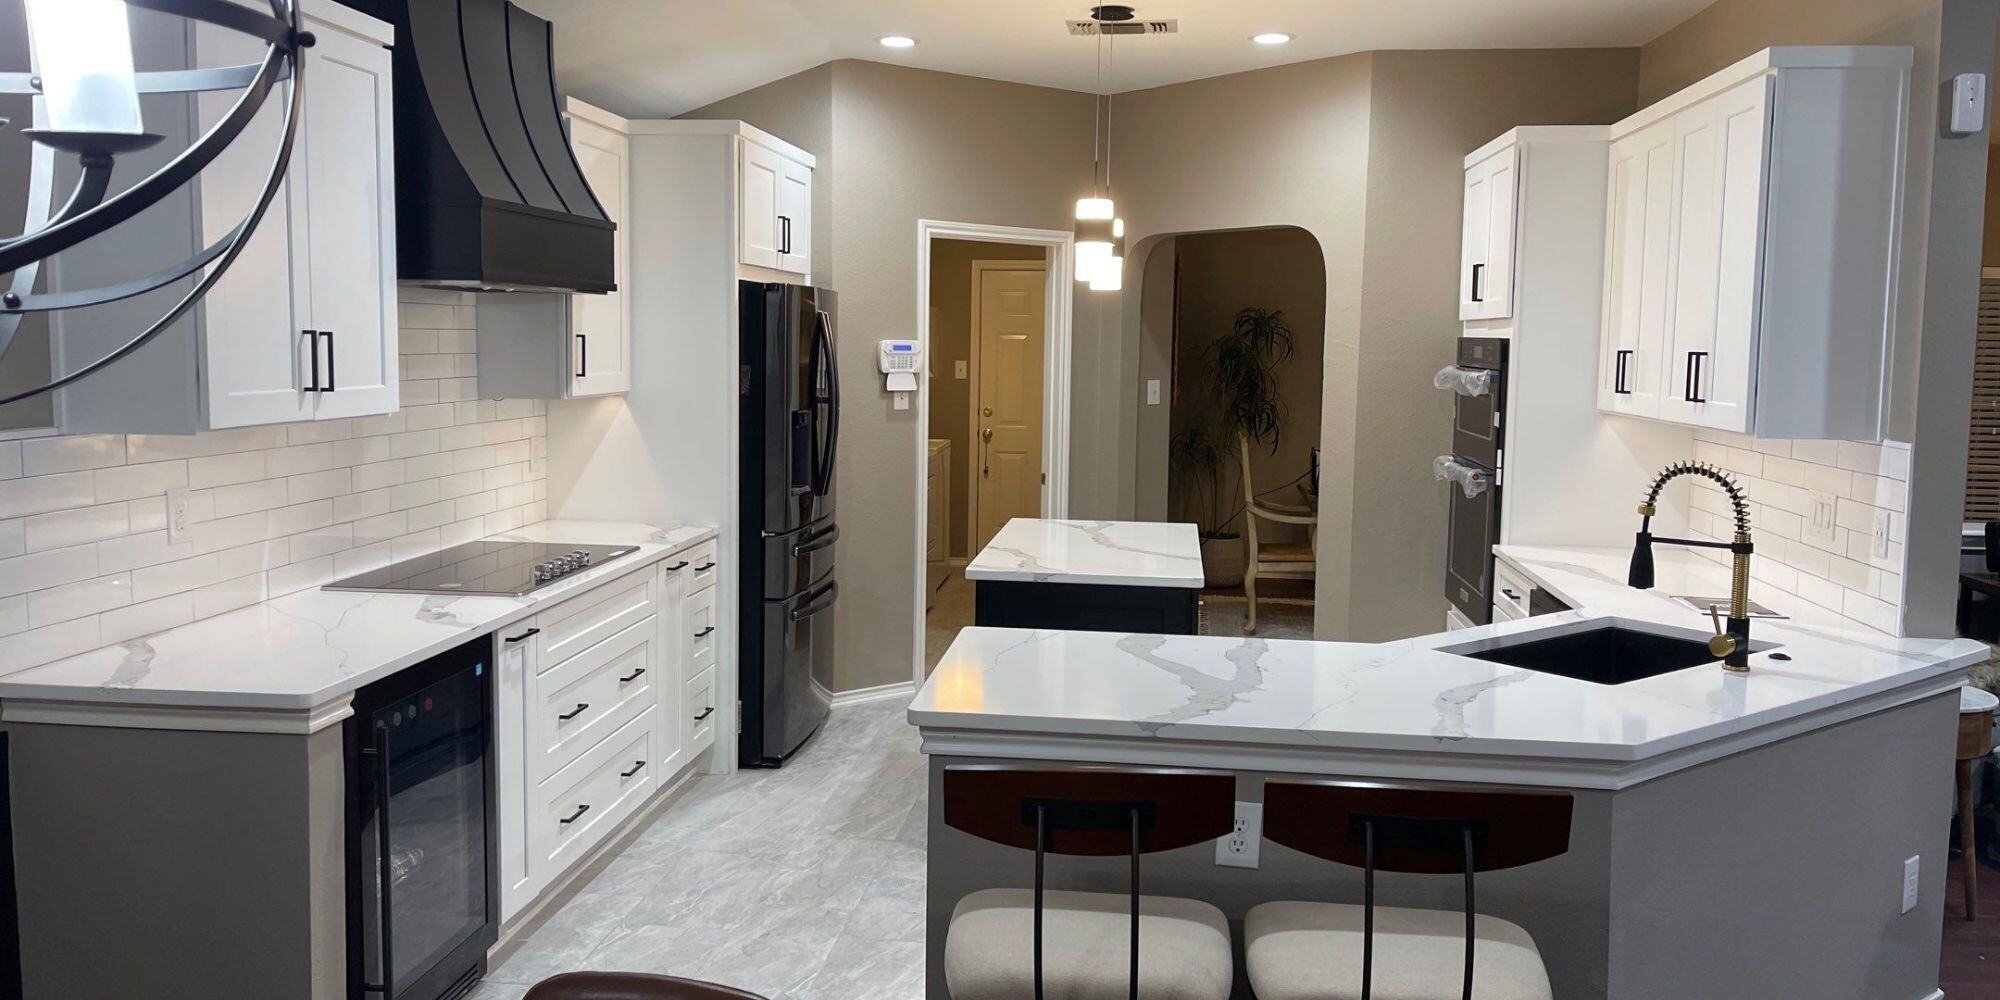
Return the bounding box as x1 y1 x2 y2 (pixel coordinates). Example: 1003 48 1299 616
1200 534 1246 589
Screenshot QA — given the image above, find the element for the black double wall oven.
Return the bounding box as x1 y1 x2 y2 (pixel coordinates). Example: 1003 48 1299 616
1441 337 1509 625
738 281 841 768
346 634 497 1000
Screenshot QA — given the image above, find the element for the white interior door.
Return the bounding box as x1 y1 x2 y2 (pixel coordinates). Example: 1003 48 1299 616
973 266 1047 552
737 140 783 270
298 25 397 420
569 116 630 396
194 16 308 429
778 158 812 275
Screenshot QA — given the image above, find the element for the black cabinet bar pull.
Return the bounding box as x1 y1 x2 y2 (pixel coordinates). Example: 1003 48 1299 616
618 667 646 683
575 333 587 379
505 627 541 644
304 330 320 392
1685 351 1708 404
321 330 335 391
558 702 590 721
1470 262 1484 303
664 561 689 572
694 562 715 572
560 804 590 825
620 761 646 778
693 707 715 721
1614 349 1634 395
693 626 715 639
779 215 791 255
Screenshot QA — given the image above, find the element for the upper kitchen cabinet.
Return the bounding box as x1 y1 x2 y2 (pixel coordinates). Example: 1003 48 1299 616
53 0 398 433
1458 144 1518 321
477 99 633 399
736 133 815 278
1595 46 1911 439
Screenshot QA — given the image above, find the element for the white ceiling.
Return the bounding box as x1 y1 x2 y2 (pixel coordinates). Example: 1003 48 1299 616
515 0 1715 118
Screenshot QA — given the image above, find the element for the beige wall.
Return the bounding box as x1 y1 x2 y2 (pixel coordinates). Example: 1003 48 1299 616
1165 228 1326 547
1134 236 1177 520
1638 0 1992 640
1110 49 1640 641
926 238 1049 558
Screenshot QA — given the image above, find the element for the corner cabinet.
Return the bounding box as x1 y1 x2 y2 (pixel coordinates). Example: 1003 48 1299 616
54 0 398 433
1594 47 1911 440
475 99 632 399
736 134 814 278
1458 144 1518 321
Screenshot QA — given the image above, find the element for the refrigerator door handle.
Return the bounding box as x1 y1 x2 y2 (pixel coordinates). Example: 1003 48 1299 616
792 522 840 556
790 580 840 622
815 309 839 497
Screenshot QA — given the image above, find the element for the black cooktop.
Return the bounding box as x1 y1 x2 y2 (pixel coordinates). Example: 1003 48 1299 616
322 540 639 596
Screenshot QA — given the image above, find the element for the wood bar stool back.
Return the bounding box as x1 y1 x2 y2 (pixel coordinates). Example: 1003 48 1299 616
524 972 769 999
941 763 1238 1000
1249 780 1574 1000
1959 685 1997 919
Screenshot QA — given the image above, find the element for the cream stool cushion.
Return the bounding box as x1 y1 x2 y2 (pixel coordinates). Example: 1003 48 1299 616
945 888 1233 1000
1245 900 1553 1000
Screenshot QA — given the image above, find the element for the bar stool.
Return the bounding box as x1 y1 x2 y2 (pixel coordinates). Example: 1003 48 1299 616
940 763 1237 1000
1959 685 1998 919
1244 779 1573 1000
524 973 768 999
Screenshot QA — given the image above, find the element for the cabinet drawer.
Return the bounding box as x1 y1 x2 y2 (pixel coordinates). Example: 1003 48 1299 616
684 586 717 680
533 705 658 879
529 616 657 781
685 666 717 755
538 571 655 669
1494 559 1533 620
685 540 720 595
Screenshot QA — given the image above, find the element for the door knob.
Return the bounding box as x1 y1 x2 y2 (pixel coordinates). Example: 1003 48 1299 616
981 428 993 442
982 406 993 417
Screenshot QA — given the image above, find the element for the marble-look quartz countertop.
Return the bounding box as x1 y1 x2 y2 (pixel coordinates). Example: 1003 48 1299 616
911 609 1987 787
1494 543 1863 634
964 519 1204 589
0 521 715 715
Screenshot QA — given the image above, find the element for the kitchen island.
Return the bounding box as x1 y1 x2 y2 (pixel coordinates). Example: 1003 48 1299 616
909 609 1987 1000
965 518 1204 634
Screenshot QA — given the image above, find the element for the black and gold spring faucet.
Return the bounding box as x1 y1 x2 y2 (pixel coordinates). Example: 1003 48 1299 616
1629 461 1754 672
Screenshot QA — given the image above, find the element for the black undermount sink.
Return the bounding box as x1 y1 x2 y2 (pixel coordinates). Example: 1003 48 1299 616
1449 622 1723 685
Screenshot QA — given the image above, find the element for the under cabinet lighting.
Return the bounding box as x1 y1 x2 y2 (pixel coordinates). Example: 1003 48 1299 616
878 35 918 48
1251 32 1294 46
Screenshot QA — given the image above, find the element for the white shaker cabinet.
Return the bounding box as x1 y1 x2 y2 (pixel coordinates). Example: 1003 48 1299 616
737 135 813 278
475 100 631 398
1595 47 1911 440
59 1 398 432
1458 144 1518 321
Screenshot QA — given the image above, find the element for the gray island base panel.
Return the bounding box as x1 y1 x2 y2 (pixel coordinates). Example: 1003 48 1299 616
910 616 1988 1000
965 519 1204 634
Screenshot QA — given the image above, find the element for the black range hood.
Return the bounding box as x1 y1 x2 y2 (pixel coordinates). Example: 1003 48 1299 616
355 0 614 293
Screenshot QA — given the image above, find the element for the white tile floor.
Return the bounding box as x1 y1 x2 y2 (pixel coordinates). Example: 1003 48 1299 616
469 698 928 1000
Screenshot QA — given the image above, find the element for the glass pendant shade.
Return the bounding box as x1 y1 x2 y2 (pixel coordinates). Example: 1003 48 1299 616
1088 254 1124 291
1075 197 1114 221
1075 239 1111 281
24 0 144 136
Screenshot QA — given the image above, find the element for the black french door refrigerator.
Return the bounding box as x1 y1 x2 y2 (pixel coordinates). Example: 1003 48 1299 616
739 281 840 767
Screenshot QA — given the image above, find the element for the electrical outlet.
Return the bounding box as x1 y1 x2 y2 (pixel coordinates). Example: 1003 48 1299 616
1215 801 1262 869
1872 509 1891 560
893 393 910 410
1803 490 1838 547
1146 379 1162 406
1902 855 1920 913
954 360 968 379
165 489 190 544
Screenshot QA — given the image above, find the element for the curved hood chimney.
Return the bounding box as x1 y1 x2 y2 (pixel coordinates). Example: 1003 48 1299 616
359 0 614 293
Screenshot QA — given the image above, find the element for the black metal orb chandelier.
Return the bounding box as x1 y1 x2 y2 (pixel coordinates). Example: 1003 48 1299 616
0 0 312 407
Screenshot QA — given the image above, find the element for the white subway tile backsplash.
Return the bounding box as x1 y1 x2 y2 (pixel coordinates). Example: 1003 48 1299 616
0 291 551 671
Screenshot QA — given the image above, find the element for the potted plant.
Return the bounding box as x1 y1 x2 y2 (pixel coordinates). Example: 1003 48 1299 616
1170 307 1295 587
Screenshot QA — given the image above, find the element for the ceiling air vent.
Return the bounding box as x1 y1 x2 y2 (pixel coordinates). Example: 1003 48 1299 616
1066 18 1177 36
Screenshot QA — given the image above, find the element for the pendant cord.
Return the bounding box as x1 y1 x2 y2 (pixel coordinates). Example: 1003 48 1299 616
1092 25 1103 194
1105 27 1114 194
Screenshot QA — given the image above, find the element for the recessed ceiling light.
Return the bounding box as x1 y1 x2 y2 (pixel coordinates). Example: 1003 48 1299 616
1251 32 1293 46
878 35 917 49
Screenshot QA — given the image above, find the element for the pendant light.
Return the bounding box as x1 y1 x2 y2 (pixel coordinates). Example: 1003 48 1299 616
1075 5 1128 290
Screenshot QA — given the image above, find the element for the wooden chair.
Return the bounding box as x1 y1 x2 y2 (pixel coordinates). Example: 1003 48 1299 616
1959 685 1997 919
524 972 768 999
940 763 1238 1000
1238 430 1317 633
1245 779 1574 1000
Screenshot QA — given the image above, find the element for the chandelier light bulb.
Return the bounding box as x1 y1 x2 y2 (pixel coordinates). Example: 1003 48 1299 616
24 0 143 136
1089 255 1124 291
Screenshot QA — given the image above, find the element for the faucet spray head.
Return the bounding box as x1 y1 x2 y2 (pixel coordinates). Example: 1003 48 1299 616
1628 531 1656 589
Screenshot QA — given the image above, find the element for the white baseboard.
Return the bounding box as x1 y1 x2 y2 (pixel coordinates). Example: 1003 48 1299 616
829 680 917 708
1920 990 1943 1000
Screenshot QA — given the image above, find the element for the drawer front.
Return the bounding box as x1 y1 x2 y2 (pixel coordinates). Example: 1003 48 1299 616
1493 559 1533 620
534 705 658 878
685 585 717 680
538 571 656 669
686 540 720 594
530 616 658 781
685 666 717 755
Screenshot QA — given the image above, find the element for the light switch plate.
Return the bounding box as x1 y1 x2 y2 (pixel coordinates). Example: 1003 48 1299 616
1146 379 1162 405
1872 509 1892 560
1902 855 1920 913
1803 490 1838 547
1950 73 1988 136
954 360 968 379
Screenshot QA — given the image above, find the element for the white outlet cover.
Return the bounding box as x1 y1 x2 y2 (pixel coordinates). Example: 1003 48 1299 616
1902 855 1920 913
165 488 190 544
1146 379 1162 405
1872 509 1892 560
1216 801 1262 869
